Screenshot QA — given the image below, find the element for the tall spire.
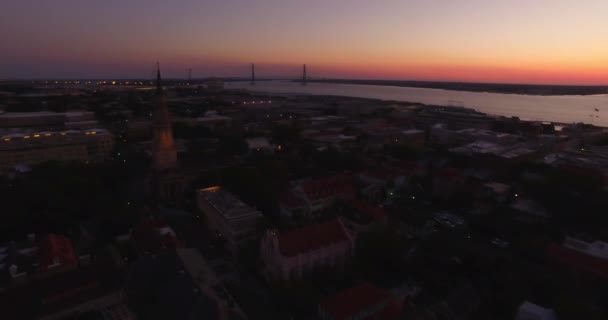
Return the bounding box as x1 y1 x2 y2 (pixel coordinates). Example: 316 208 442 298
151 61 177 172
156 62 162 94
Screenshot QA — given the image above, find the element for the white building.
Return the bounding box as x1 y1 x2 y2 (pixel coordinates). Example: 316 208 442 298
261 218 354 281
197 186 263 258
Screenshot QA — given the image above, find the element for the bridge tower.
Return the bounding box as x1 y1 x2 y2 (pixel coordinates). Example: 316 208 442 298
251 63 256 86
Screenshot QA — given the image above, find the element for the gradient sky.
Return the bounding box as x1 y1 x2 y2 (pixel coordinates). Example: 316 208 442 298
1 0 608 84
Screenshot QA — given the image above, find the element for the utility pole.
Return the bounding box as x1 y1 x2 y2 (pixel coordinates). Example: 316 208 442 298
251 63 255 86
302 64 307 85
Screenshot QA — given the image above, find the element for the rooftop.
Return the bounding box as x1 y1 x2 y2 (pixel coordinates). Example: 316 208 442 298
277 218 351 257
198 186 262 221
344 199 386 222
38 234 78 271
246 137 272 150
483 182 510 194
401 129 425 135
547 243 608 279
319 283 398 320
299 174 356 202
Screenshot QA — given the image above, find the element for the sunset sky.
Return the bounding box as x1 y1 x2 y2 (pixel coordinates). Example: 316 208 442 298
2 0 608 84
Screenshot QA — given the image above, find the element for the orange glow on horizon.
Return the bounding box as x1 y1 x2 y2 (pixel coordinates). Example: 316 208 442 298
4 0 608 84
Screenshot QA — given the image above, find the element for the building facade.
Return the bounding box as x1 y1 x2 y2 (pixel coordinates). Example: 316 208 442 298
197 186 263 258
260 218 353 281
0 128 114 173
280 174 356 220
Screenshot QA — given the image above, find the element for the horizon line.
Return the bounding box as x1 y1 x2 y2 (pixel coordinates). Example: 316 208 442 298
2 77 608 87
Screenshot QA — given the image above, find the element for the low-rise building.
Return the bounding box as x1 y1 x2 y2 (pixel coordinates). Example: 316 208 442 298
197 186 264 258
245 137 273 154
358 169 405 203
0 111 99 129
2 233 83 287
177 248 247 320
131 219 181 255
339 199 387 235
547 236 608 279
0 128 114 173
399 129 426 146
196 111 232 130
261 218 353 281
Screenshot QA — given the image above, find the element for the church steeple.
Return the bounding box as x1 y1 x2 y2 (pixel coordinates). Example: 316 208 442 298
151 62 177 172
156 62 162 95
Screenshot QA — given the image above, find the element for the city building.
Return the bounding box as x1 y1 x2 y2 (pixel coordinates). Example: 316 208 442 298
131 219 181 255
416 106 493 130
1 254 129 320
196 111 232 129
432 167 466 199
260 218 353 281
338 199 387 235
547 236 608 279
245 137 273 154
280 174 356 220
318 283 404 320
0 128 114 173
177 248 247 320
38 233 79 274
399 129 426 146
2 233 85 287
0 111 98 129
357 169 405 202
197 186 263 258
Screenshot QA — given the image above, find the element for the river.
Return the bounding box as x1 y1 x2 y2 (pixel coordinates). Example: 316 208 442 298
229 81 608 127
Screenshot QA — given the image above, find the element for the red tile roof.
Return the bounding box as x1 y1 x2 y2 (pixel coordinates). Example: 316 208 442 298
132 219 181 254
38 234 78 271
300 174 356 202
319 283 401 320
547 243 608 279
346 199 386 221
278 219 351 257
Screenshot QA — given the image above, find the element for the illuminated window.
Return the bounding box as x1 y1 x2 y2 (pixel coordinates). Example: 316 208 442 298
24 136 31 139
